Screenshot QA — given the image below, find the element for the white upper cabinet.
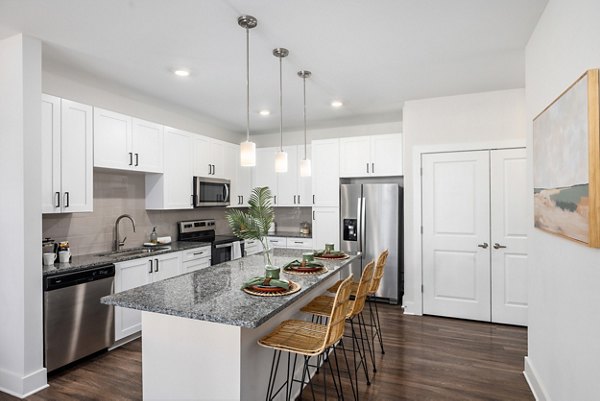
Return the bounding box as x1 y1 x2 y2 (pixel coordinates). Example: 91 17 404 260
192 135 236 179
42 95 93 214
132 118 163 173
253 147 278 204
312 139 340 207
94 107 164 173
339 133 402 177
276 145 312 206
146 127 193 210
231 145 254 207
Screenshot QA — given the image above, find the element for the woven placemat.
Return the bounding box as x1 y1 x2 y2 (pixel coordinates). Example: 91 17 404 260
242 280 301 297
314 253 350 261
283 266 328 276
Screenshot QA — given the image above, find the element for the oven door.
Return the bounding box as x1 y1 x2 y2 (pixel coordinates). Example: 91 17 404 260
194 177 230 207
212 243 233 265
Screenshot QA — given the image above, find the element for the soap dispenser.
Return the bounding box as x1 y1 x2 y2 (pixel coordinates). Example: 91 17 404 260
150 227 158 244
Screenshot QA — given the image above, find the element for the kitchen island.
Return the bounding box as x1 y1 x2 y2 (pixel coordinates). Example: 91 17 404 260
102 249 356 401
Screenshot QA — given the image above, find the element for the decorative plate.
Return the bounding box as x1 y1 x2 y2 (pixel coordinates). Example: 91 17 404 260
242 280 301 297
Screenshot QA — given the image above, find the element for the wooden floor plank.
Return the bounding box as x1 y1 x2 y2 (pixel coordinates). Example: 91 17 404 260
0 304 532 401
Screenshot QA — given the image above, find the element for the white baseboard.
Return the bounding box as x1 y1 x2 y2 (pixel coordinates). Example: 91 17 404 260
402 301 422 315
0 366 48 399
524 357 550 401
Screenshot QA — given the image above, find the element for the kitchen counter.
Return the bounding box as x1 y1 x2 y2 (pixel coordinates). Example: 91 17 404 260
268 230 312 238
42 241 210 276
100 248 355 400
101 248 356 328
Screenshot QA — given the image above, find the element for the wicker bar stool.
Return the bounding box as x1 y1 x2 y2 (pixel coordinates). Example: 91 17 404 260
300 261 375 398
258 275 355 401
326 250 390 369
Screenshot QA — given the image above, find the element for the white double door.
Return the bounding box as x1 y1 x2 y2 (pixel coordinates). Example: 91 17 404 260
422 148 528 325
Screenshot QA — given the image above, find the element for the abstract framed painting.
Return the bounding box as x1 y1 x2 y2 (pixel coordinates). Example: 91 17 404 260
533 69 600 247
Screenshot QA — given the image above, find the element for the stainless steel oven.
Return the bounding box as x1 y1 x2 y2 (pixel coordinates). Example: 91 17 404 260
193 177 230 207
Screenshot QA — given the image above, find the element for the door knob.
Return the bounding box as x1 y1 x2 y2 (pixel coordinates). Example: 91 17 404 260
493 243 507 249
477 242 489 249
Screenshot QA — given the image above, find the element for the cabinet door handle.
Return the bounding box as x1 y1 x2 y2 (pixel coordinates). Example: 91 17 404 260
193 251 205 256
64 192 69 208
293 241 303 244
372 162 375 173
313 211 316 220
312 194 315 205
149 260 153 274
493 243 507 249
190 194 194 206
477 242 489 249
55 192 61 208
212 164 216 175
208 164 212 175
240 195 244 204
366 163 369 173
274 195 277 205
135 153 139 166
154 258 159 272
129 152 133 166
293 195 297 204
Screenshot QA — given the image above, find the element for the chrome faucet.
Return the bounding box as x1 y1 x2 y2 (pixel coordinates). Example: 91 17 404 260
114 214 136 251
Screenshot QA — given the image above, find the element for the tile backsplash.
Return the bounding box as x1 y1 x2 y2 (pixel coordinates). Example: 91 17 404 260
42 171 313 256
42 171 232 256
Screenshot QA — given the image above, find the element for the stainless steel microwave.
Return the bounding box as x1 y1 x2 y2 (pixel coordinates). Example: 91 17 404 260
193 177 230 207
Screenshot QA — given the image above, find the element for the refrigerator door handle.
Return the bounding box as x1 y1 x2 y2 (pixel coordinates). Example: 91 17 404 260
356 197 363 253
360 197 366 253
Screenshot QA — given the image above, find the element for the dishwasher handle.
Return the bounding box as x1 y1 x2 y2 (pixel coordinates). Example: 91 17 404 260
44 264 115 291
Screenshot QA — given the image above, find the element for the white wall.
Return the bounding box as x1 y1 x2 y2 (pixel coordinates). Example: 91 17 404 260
253 121 402 147
402 88 527 314
42 69 243 144
524 1 600 400
0 34 47 397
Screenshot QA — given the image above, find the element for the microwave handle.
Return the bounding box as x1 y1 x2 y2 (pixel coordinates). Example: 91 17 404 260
215 243 233 249
223 183 229 202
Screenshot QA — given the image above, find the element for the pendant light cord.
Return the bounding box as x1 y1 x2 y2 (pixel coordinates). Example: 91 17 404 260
245 27 250 142
302 76 307 160
279 56 283 152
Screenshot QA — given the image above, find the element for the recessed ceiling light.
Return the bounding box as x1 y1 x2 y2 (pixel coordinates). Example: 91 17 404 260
173 69 190 77
331 100 343 108
259 110 271 116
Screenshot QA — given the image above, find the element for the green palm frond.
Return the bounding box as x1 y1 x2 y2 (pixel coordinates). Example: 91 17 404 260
226 186 274 240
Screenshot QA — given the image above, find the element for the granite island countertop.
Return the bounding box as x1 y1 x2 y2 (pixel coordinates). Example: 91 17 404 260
42 241 211 277
101 248 356 329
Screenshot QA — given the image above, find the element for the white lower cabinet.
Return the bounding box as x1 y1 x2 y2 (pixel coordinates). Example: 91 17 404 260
266 236 287 249
244 239 262 256
114 250 196 342
182 246 212 273
266 236 314 250
312 207 340 250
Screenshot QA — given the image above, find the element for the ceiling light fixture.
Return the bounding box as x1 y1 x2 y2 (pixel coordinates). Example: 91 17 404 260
331 100 343 108
273 48 289 173
174 69 190 77
259 109 271 116
298 70 312 177
238 15 258 167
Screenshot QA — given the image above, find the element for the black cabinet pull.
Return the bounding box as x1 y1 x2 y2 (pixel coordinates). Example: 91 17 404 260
293 195 297 204
313 211 316 220
313 194 315 205
372 162 375 173
240 195 244 204
55 192 60 208
64 192 69 208
297 195 301 204
208 164 211 175
135 153 139 166
366 163 369 173
129 152 133 166
154 258 159 272
212 164 216 175
274 195 277 205
149 260 153 274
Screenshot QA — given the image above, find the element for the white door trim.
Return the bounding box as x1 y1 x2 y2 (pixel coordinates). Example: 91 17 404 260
404 139 526 316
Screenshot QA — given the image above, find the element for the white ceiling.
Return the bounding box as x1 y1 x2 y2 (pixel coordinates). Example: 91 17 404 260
0 0 547 134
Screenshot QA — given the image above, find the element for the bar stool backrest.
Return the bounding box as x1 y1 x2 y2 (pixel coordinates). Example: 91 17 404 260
369 250 389 295
323 274 354 349
348 260 375 318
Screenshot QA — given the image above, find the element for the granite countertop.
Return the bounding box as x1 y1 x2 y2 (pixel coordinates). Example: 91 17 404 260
42 241 211 277
268 231 312 238
101 249 356 329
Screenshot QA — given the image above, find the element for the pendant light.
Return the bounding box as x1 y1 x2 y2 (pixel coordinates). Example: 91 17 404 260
238 15 257 167
273 48 289 173
298 70 312 177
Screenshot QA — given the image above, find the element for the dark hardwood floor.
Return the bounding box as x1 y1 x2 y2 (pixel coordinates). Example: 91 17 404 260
0 304 532 401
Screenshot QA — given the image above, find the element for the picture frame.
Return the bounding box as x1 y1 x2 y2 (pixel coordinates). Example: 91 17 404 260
533 69 600 247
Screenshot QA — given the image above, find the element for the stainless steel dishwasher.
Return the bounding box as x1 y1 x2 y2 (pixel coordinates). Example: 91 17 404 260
43 264 115 372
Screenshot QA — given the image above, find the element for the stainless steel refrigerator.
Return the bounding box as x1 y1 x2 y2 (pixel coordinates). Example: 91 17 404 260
340 183 403 304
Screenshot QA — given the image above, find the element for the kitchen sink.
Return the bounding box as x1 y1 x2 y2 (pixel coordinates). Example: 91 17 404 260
96 246 171 258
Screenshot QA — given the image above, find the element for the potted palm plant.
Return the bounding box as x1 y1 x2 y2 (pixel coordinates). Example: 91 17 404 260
226 186 276 268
